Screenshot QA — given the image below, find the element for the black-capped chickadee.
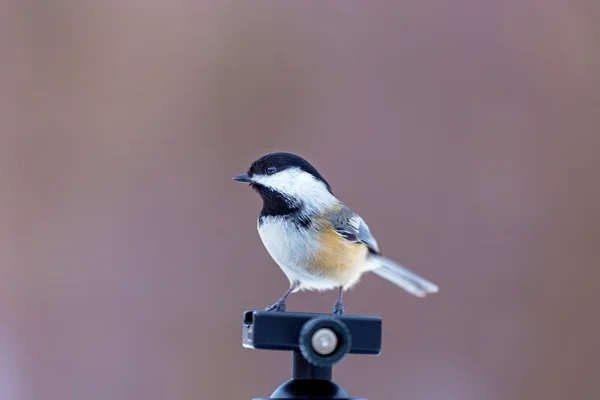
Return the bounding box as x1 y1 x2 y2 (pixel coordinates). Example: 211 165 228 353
233 152 439 315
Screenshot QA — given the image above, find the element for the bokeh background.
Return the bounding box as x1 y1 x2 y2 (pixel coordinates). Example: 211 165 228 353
2 2 599 400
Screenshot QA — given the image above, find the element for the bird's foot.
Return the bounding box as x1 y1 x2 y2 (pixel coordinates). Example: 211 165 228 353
332 301 344 315
265 300 286 312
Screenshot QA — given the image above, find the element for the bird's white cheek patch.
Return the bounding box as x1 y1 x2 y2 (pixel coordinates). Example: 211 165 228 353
251 168 304 194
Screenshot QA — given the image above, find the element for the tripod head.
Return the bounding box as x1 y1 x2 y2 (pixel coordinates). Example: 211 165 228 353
242 310 382 399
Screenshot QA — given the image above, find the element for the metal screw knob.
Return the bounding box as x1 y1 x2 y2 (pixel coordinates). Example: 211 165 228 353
299 316 351 367
311 328 338 355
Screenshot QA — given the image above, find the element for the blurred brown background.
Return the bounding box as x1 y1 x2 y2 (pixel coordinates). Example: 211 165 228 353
1 1 599 400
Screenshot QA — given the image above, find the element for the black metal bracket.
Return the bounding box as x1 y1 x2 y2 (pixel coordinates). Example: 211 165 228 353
242 310 382 399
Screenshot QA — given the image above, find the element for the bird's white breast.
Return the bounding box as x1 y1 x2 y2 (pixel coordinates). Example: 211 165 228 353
257 217 338 290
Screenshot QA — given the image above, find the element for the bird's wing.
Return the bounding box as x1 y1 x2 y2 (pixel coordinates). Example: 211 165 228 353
327 205 380 254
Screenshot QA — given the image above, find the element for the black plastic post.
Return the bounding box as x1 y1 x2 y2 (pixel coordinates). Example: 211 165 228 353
292 351 331 380
243 310 382 400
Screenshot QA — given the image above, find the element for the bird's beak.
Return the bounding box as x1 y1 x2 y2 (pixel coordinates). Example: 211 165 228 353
233 173 252 183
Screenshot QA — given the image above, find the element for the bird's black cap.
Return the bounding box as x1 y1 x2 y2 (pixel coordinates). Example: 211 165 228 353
247 152 332 191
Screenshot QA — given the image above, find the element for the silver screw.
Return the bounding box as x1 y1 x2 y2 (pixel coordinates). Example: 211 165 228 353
311 328 338 355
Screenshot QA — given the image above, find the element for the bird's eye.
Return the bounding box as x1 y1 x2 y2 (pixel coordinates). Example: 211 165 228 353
266 166 277 175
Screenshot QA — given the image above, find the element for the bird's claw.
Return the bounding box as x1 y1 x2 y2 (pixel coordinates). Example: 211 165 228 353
332 301 344 315
265 300 286 312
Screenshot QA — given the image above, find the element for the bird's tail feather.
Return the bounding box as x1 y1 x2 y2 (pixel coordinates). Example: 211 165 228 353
368 254 439 297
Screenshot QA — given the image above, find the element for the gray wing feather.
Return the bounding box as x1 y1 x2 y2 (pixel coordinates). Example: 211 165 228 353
327 206 380 253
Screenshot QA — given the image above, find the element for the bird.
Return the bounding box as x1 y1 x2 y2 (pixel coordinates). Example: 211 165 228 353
233 152 439 315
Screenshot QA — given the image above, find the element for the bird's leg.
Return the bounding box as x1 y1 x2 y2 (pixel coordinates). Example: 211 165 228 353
332 286 345 315
265 282 298 312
